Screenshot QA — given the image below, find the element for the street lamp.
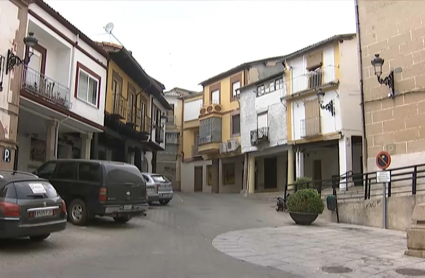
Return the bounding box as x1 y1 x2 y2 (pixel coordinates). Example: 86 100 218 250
316 88 335 116
6 32 38 74
371 54 395 98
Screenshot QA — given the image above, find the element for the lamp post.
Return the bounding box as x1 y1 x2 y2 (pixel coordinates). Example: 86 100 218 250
316 88 335 116
6 32 38 74
371 54 395 98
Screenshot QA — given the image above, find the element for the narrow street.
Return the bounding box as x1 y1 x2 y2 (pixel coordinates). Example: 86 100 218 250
0 193 298 278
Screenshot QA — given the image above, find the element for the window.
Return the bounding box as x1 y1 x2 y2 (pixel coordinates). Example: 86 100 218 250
37 162 57 176
257 112 268 128
151 175 169 183
14 181 58 199
232 114 240 136
222 163 236 185
265 82 270 93
232 81 241 98
55 162 77 180
257 85 265 96
0 185 16 198
76 63 100 107
211 89 220 104
276 78 284 90
269 80 275 92
78 163 101 182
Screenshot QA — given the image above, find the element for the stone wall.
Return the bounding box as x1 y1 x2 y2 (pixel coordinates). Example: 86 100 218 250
359 0 425 170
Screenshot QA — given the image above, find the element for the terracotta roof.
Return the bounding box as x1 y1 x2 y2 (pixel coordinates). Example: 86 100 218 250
36 0 108 58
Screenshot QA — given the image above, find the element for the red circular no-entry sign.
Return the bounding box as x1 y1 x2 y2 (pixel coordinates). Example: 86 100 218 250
376 151 391 170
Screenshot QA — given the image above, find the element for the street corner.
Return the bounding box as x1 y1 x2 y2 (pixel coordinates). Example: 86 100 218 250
211 224 425 277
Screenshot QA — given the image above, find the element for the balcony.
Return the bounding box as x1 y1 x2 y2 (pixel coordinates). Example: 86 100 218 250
142 116 151 133
300 117 321 138
166 132 179 145
155 125 164 143
291 65 337 94
127 106 141 127
198 117 222 154
21 66 71 109
199 103 223 119
250 127 269 145
111 93 127 119
166 115 176 125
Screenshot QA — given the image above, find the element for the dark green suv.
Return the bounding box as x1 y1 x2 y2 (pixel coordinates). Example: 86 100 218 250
35 159 148 226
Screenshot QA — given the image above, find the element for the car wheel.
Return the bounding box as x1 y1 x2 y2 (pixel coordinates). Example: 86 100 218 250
30 234 50 241
159 200 170 205
113 216 131 223
69 199 88 226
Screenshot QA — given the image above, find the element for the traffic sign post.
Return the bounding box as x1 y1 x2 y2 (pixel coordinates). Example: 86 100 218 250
376 151 391 229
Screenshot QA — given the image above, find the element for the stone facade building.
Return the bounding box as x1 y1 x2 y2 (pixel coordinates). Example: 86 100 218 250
358 0 425 170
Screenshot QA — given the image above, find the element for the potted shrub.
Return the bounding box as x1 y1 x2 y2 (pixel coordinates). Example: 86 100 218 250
294 177 312 190
287 188 324 225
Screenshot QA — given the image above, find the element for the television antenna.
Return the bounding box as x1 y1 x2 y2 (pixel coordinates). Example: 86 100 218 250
103 22 124 46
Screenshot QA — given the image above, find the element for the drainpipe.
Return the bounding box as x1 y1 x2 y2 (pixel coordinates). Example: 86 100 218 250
355 0 368 173
54 116 70 158
69 34 79 90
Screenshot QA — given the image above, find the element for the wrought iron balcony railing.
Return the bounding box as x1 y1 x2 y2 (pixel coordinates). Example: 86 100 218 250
291 65 337 94
250 127 269 145
127 106 141 127
112 93 127 119
22 66 71 109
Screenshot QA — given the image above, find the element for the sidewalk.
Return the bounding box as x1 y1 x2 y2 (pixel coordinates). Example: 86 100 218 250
212 214 425 277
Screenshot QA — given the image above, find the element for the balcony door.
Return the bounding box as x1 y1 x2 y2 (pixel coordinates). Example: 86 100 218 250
24 45 46 91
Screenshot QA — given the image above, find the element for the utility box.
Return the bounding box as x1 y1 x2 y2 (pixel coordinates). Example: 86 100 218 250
326 195 337 211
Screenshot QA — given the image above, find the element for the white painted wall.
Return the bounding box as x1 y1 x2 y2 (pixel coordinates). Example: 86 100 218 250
27 4 107 128
240 78 287 154
151 97 168 150
181 160 212 192
338 38 363 134
184 99 203 122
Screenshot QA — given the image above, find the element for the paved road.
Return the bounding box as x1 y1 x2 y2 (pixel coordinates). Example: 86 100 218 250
0 193 299 278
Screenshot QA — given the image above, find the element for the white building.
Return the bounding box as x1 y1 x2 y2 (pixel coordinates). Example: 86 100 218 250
0 0 30 170
17 0 107 172
242 34 363 194
239 71 290 192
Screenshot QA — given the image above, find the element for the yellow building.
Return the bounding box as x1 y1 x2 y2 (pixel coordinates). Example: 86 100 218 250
97 42 172 172
181 58 284 193
157 88 198 191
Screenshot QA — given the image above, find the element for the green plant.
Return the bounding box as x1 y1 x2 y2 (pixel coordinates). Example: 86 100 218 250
294 177 312 190
287 189 325 214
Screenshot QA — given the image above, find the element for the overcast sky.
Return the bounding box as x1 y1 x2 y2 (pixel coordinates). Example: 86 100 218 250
46 0 356 92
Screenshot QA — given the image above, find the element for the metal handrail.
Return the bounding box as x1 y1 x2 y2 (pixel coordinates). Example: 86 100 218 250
22 66 71 109
284 163 425 200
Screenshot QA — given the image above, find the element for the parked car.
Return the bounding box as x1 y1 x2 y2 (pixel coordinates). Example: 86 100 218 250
34 160 148 226
141 173 173 205
0 170 67 241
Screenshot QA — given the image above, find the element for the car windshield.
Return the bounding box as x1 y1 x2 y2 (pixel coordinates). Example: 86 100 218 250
151 175 169 183
13 181 59 199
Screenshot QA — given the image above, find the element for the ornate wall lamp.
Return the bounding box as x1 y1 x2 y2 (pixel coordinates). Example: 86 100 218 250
316 88 335 116
371 54 395 98
6 32 38 74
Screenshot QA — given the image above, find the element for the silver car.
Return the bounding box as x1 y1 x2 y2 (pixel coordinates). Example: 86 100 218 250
141 173 173 205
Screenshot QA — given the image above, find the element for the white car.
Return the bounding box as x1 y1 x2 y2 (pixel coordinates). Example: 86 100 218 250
141 173 174 205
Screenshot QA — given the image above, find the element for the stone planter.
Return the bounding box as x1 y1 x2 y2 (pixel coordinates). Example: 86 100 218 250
289 212 319 225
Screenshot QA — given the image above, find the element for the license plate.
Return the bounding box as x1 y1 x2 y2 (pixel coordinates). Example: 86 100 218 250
35 210 53 218
123 205 132 210
162 193 170 197
148 188 155 193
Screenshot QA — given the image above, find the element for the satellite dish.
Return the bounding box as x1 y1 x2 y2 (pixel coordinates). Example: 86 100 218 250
104 22 114 34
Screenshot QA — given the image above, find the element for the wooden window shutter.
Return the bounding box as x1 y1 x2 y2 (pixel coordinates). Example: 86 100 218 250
306 52 323 71
304 99 320 119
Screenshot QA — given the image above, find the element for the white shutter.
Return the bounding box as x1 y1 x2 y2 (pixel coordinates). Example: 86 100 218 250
257 113 268 128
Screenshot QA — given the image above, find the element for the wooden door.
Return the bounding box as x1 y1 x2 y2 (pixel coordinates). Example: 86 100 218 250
194 166 203 192
313 160 322 190
264 157 277 189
